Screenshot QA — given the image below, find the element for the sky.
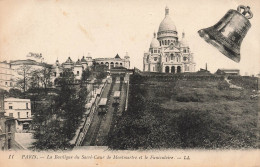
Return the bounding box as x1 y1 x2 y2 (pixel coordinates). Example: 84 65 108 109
0 0 259 75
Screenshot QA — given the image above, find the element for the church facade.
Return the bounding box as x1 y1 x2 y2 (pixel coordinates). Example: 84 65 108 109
143 7 196 73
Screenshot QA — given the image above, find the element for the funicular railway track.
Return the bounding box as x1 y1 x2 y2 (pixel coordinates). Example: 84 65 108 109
89 115 103 145
82 75 127 147
88 76 117 146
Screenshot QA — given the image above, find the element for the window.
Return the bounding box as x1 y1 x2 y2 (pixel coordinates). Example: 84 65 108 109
9 106 13 109
171 54 174 60
10 82 12 86
77 71 79 76
154 57 157 61
166 58 167 62
54 72 57 77
8 124 11 132
26 103 29 109
8 139 11 149
153 67 155 71
9 113 13 117
18 112 20 118
154 50 157 53
26 112 29 118
5 82 7 86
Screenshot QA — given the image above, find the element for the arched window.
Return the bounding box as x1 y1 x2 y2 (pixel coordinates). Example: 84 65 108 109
171 54 174 60
166 57 167 62
110 62 114 69
171 66 175 73
165 66 169 73
101 62 104 64
177 66 181 73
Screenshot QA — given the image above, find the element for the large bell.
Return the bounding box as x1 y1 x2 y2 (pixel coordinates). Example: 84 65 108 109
198 5 253 62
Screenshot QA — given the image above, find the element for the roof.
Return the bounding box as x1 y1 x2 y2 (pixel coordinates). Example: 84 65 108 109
218 69 240 71
75 59 82 65
64 57 73 64
113 91 121 98
150 33 160 48
4 97 30 102
99 98 107 106
158 7 177 33
81 56 87 62
115 54 121 59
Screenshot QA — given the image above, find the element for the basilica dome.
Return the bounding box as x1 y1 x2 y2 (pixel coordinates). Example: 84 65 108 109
158 7 177 33
150 33 160 48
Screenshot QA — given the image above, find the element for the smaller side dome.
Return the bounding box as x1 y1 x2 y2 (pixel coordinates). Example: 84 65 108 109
81 56 87 62
65 57 73 64
75 59 82 65
150 32 160 48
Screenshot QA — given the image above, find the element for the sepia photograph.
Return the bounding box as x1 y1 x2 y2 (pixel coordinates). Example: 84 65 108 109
0 0 259 166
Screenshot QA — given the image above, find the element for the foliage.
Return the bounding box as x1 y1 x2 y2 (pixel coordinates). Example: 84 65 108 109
107 74 258 150
6 88 23 98
81 69 92 83
16 65 32 92
31 69 88 150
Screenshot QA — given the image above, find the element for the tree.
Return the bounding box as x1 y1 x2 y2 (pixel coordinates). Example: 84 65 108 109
29 69 41 89
81 69 91 83
7 88 23 98
32 68 88 150
28 65 53 91
39 65 53 90
16 65 32 92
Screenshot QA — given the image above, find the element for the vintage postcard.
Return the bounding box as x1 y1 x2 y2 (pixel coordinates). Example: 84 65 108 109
0 0 259 166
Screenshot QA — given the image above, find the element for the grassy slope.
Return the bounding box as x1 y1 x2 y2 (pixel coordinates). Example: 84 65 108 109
108 75 259 149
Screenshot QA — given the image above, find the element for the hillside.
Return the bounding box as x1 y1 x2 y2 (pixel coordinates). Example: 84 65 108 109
107 73 259 149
